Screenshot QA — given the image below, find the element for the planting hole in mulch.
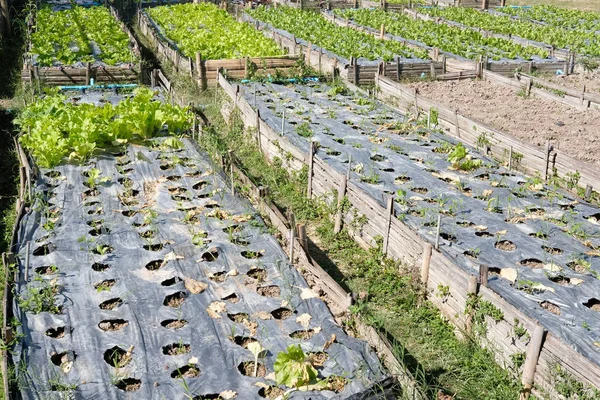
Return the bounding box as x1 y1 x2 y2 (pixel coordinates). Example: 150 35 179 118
94 279 116 291
584 298 600 311
495 240 516 251
542 245 563 255
475 231 493 238
456 221 474 227
395 175 411 184
529 232 548 240
257 285 280 297
258 386 286 398
168 186 186 195
162 343 191 356
87 207 103 216
231 336 257 349
45 171 61 179
98 319 129 331
439 232 457 243
587 213 600 224
328 376 347 393
50 351 76 367
185 170 202 178
241 250 264 259
475 173 489 181
567 261 589 274
145 259 164 271
89 226 110 236
171 365 200 379
222 293 240 303
83 189 100 198
114 378 141 392
540 301 561 315
164 291 187 307
161 276 182 286
92 263 110 272
370 154 386 162
271 307 293 320
290 329 316 340
228 313 249 323
92 245 113 255
166 175 181 182
247 268 267 281
308 352 328 367
327 150 341 156
193 181 208 190
172 194 191 202
520 259 544 269
464 250 478 259
123 168 135 174
46 326 66 338
87 219 103 228
412 187 428 194
33 243 56 256
139 229 157 239
231 237 250 246
121 210 137 218
527 207 545 216
209 271 228 283
143 243 164 252
83 200 101 207
380 167 395 173
223 225 241 235
161 319 188 330
549 275 572 286
99 298 122 310
118 177 133 186
35 266 57 275
238 361 266 377
201 249 219 262
104 346 132 368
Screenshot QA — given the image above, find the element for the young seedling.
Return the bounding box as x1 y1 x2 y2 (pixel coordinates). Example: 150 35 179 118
247 341 265 378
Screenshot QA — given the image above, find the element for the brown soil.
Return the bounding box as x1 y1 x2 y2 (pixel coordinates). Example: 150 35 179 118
94 279 116 291
164 292 187 307
238 361 266 377
548 275 572 286
567 261 589 273
583 298 600 311
328 376 347 393
115 378 141 392
308 352 329 367
231 336 257 349
542 245 563 255
98 319 129 331
464 250 478 259
540 301 561 315
495 240 516 251
542 70 600 95
163 343 191 355
210 271 228 283
256 285 281 297
45 326 66 338
35 266 57 275
406 79 600 167
259 386 286 399
290 329 316 340
171 365 200 379
519 259 544 269
271 307 293 320
161 319 187 330
104 346 133 368
247 268 267 281
222 293 240 303
228 313 249 323
99 298 122 310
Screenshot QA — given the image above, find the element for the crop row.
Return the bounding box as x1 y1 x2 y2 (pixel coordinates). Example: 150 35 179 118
31 6 136 66
418 7 600 57
146 3 284 60
335 8 549 61
498 5 600 32
248 6 429 61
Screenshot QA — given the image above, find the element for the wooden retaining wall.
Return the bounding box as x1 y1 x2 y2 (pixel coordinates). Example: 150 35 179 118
137 9 300 87
248 14 445 83
375 74 600 203
216 71 600 399
324 10 568 77
21 6 141 86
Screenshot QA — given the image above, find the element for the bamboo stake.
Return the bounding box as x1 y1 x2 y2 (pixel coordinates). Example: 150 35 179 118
334 155 352 234
382 194 394 255
521 324 546 399
307 141 316 198
434 215 441 250
420 242 432 285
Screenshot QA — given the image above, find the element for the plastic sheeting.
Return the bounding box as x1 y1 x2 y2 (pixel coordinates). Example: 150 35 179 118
11 92 391 399
240 80 600 367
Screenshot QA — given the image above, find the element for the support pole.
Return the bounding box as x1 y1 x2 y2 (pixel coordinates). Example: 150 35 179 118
382 194 394 255
585 185 593 202
434 215 441 250
421 242 432 285
520 324 546 399
334 156 352 235
479 264 489 288
307 142 316 199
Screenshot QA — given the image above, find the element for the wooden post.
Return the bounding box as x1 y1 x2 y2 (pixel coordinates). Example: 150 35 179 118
244 57 249 79
479 264 489 287
289 214 296 263
334 156 352 235
353 0 358 8
382 194 394 254
508 145 513 171
297 223 308 254
306 43 312 64
196 53 206 90
24 242 31 282
441 55 447 74
281 106 286 136
525 78 532 97
307 141 316 199
580 85 586 105
421 242 432 285
585 185 593 202
454 109 460 138
379 23 385 40
481 0 488 10
465 275 479 335
434 215 441 250
353 57 359 85
430 62 436 79
259 186 269 199
228 150 235 195
521 324 546 399
150 69 157 88
85 62 92 86
543 140 550 181
189 57 194 78
396 57 401 81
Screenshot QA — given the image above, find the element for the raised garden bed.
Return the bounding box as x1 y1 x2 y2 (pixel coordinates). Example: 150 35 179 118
217 74 600 396
7 89 391 399
21 5 141 85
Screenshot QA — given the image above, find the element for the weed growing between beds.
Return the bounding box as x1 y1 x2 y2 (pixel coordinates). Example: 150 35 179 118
197 92 523 399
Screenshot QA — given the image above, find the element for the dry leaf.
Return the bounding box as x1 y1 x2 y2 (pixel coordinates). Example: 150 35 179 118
184 278 208 294
323 334 336 350
296 313 312 329
299 287 318 300
254 311 272 320
207 301 226 318
227 269 239 276
220 390 237 399
188 356 199 364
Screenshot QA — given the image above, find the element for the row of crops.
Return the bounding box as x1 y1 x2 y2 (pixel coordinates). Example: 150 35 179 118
498 5 600 32
335 8 549 61
31 6 136 66
146 3 284 60
419 6 600 57
248 6 428 61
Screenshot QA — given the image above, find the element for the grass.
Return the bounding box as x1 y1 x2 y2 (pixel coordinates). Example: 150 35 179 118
508 0 600 12
195 87 523 399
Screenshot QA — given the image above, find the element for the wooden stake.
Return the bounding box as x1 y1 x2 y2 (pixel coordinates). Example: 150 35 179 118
288 212 296 263
281 107 286 136
544 140 550 181
465 275 479 334
334 156 352 235
24 241 31 282
297 223 308 254
379 23 385 40
580 85 586 105
150 69 157 88
382 194 394 254
585 185 593 202
434 215 441 250
521 324 546 399
86 62 92 86
307 141 316 199
508 145 513 171
479 264 489 287
421 242 432 285
256 110 262 153
228 150 235 195
454 109 460 138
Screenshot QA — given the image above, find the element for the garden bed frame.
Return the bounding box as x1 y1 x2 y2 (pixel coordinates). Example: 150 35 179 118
216 71 600 399
137 8 301 88
21 6 142 86
323 9 569 77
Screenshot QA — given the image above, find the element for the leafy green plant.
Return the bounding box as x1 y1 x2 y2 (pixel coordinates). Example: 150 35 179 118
18 279 61 314
447 143 482 171
295 122 313 138
274 345 324 389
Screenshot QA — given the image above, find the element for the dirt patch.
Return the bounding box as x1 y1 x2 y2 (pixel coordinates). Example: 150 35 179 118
115 378 141 391
542 245 563 255
94 279 116 291
583 298 600 311
495 240 516 251
171 365 200 378
540 301 561 315
164 291 187 307
231 336 257 348
406 79 600 167
308 351 329 367
271 307 293 320
247 268 267 282
542 70 600 95
161 319 187 329
103 346 133 368
238 361 266 377
162 343 191 355
99 298 122 310
228 313 249 323
257 285 280 297
259 386 286 399
98 319 129 331
222 293 240 303
45 326 66 338
290 329 316 340
519 258 544 269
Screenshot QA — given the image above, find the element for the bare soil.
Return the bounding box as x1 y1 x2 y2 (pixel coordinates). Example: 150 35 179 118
238 361 266 377
540 301 561 315
406 79 600 167
290 329 316 340
98 319 129 331
256 285 280 297
541 70 600 95
259 386 286 399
